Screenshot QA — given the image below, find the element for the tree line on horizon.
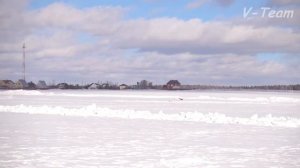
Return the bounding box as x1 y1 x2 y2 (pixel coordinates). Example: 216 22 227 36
1 79 300 90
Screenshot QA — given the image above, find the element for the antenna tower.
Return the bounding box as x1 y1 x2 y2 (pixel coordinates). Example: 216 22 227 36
22 43 26 81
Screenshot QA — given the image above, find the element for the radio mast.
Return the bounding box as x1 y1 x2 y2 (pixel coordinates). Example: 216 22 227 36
22 43 26 81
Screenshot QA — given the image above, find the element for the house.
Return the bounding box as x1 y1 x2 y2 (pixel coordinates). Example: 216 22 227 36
165 80 181 90
0 80 16 89
15 79 28 89
36 80 48 89
88 83 100 89
119 84 128 90
100 82 119 90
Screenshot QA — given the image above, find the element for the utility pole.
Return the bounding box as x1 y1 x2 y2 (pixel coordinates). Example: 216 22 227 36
22 43 26 81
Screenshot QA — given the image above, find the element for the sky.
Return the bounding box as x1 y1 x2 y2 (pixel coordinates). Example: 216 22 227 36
0 0 299 85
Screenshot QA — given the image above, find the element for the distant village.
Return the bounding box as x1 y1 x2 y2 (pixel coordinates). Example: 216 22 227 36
2 44 299 91
1 79 300 91
0 79 181 90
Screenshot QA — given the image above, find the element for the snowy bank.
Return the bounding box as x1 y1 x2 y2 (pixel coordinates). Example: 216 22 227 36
0 104 299 128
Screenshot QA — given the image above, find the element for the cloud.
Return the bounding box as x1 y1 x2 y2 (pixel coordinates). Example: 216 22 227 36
235 7 300 30
111 18 300 55
215 0 234 6
21 51 296 85
186 0 207 9
0 0 30 45
29 3 125 36
0 1 299 84
269 0 300 6
14 2 300 56
186 0 234 9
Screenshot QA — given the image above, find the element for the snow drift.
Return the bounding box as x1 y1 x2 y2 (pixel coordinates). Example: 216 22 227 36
0 104 299 128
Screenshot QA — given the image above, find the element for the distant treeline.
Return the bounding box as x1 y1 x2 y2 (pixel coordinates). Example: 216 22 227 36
180 84 300 91
54 84 300 90
1 79 300 91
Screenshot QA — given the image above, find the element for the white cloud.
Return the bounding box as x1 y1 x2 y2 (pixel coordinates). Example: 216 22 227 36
111 18 300 55
269 0 300 6
16 3 300 56
216 0 234 6
186 0 234 9
0 1 299 84
186 0 208 9
29 3 125 34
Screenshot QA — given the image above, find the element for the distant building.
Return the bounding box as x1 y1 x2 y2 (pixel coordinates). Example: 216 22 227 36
0 80 15 89
101 83 109 89
57 83 69 89
136 80 153 89
15 79 28 89
36 80 48 89
27 81 36 90
119 84 128 90
88 83 100 89
165 80 181 90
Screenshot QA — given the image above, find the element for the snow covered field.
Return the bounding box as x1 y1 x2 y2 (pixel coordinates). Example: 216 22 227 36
0 89 300 167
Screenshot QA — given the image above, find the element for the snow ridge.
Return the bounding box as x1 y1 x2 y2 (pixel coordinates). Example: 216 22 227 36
1 90 300 104
0 104 299 128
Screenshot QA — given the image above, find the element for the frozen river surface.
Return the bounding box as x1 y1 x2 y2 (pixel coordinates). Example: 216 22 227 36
0 89 300 167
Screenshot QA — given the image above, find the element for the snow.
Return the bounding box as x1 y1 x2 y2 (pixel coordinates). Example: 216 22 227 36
0 89 300 167
0 104 299 128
